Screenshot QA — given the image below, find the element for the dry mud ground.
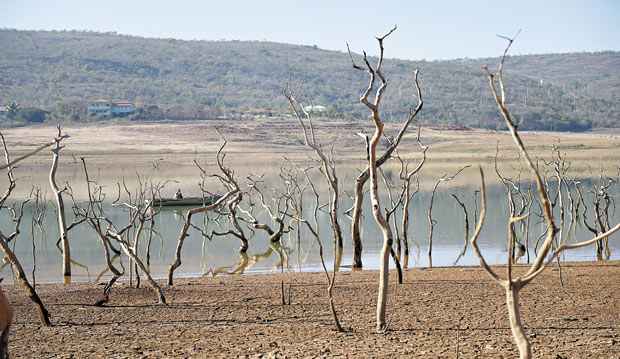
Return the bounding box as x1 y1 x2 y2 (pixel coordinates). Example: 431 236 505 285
6 262 620 358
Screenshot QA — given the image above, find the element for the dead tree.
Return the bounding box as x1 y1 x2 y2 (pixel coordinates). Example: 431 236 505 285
48 125 72 281
29 186 49 287
397 129 428 269
273 161 346 328
577 174 616 260
284 91 345 271
242 175 291 259
471 33 620 359
280 163 307 272
66 181 124 306
167 139 240 285
427 165 469 268
379 167 405 284
0 132 51 326
346 51 424 269
451 193 470 265
348 25 399 332
235 174 293 304
302 167 345 331
77 159 166 305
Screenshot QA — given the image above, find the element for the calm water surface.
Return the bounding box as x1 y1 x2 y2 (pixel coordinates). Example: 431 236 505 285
1 180 618 284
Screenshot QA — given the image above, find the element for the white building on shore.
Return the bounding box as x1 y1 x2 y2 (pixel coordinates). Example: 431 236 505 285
88 100 136 117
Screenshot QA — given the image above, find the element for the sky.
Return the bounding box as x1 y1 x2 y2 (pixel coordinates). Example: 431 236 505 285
1 0 619 60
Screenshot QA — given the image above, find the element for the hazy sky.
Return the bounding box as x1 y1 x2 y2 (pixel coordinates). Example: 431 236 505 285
1 0 618 60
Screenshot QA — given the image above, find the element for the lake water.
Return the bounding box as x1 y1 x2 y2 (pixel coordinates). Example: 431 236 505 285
1 179 618 284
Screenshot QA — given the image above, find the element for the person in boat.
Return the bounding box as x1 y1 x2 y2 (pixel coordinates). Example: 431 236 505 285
175 188 183 200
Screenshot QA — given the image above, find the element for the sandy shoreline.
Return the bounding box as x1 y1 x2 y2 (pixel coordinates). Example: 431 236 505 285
2 122 620 200
5 262 620 358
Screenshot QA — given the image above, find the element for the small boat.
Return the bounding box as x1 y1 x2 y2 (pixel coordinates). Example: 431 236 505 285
151 195 221 208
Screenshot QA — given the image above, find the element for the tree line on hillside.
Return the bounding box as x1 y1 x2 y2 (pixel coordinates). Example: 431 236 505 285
1 29 619 359
1 29 618 130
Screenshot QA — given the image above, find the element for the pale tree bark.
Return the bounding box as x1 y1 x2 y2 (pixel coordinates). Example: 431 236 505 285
48 125 71 282
348 26 399 332
347 61 424 269
469 32 620 359
380 168 405 284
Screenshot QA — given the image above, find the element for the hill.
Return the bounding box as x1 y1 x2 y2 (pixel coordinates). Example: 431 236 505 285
1 29 618 130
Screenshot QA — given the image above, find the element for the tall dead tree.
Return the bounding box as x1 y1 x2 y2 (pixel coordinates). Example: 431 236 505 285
348 26 399 332
347 53 424 269
284 91 345 271
48 125 71 281
471 33 620 359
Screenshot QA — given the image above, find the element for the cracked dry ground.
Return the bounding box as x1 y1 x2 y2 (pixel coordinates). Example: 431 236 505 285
6 263 620 358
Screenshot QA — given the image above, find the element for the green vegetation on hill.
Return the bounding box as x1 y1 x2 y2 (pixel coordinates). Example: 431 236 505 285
1 29 618 130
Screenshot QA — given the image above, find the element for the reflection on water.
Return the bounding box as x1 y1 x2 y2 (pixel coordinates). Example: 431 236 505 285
1 180 619 284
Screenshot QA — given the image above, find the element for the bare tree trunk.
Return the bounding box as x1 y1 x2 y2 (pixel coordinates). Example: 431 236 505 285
452 194 470 265
505 282 531 359
351 176 365 268
346 27 403 332
146 216 155 269
401 186 411 269
398 144 425 270
110 232 166 304
93 228 124 306
469 33 620 358
347 58 424 270
427 181 439 268
303 168 344 331
329 180 344 271
0 232 51 326
167 193 235 285
168 140 239 285
49 126 71 281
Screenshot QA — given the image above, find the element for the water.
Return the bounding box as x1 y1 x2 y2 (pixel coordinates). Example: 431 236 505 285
1 179 618 284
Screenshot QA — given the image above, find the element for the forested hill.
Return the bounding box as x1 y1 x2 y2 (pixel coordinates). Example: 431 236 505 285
1 29 619 130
